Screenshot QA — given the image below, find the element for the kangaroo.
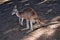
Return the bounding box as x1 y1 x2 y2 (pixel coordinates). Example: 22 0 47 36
12 5 40 33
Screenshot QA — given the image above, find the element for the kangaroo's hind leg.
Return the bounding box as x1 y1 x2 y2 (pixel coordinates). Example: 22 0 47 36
26 20 33 33
21 20 30 31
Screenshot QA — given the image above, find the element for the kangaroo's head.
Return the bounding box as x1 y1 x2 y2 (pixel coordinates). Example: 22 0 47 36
12 5 18 15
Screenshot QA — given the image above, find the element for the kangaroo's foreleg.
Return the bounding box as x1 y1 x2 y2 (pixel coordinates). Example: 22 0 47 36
20 18 24 25
19 18 21 24
21 20 29 31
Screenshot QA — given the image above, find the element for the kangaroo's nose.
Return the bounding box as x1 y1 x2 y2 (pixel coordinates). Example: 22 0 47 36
12 12 16 15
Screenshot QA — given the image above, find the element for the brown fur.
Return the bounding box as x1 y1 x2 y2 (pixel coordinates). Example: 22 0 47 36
18 8 40 24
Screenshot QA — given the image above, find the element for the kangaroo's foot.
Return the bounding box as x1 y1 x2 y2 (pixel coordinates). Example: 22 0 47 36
21 27 29 31
26 29 33 33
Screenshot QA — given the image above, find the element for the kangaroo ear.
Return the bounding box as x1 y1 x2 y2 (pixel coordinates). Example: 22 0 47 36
12 5 18 15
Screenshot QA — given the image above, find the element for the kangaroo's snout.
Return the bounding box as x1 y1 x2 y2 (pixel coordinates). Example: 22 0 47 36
12 5 18 15
12 11 16 15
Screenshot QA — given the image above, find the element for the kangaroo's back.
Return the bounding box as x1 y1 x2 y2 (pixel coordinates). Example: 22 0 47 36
20 8 39 18
19 8 40 23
